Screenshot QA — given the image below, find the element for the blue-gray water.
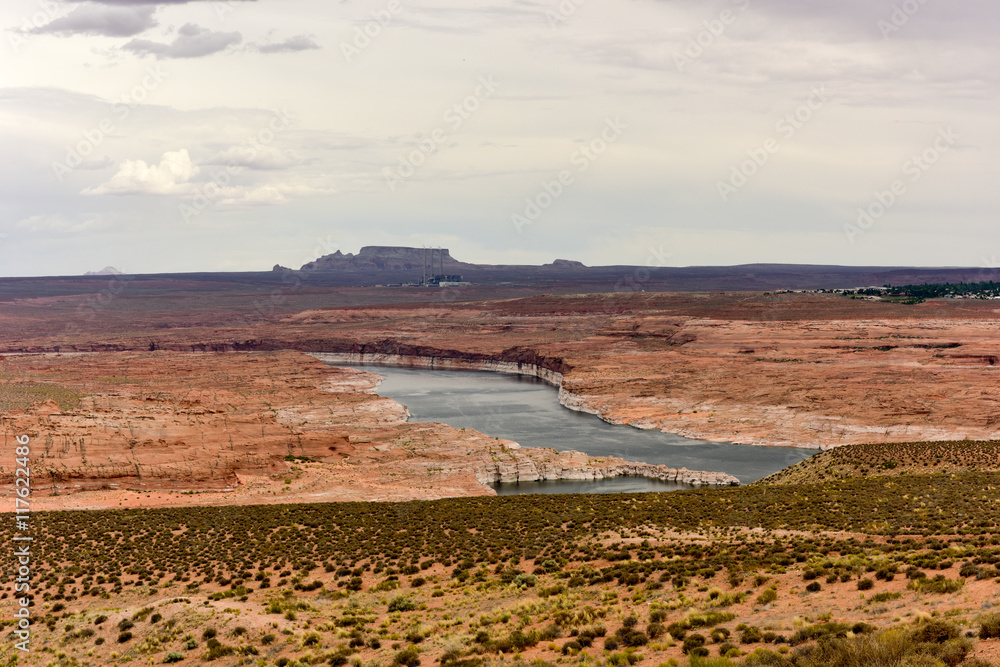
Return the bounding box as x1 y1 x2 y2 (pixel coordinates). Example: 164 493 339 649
332 364 816 494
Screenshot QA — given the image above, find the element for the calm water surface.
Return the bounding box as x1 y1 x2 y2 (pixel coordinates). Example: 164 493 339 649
331 364 816 494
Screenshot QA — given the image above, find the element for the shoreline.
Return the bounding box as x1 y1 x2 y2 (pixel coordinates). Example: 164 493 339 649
310 352 743 488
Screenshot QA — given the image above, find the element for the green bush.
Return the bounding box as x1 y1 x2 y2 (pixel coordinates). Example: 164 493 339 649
755 588 777 605
910 619 959 644
907 575 964 594
388 595 418 612
164 652 184 664
682 633 707 655
979 612 1000 639
394 646 421 667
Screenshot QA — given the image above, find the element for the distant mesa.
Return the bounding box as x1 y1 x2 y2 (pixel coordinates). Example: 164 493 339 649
84 266 122 276
545 259 587 269
285 246 586 273
297 246 473 272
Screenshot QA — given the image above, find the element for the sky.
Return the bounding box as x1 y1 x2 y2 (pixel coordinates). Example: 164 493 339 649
0 0 998 276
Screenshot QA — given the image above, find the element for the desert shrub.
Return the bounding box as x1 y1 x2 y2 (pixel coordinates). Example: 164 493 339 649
203 638 237 661
710 628 731 643
561 640 582 655
857 578 875 591
388 595 418 612
805 582 821 592
164 652 184 664
647 622 665 639
790 622 856 645
374 578 401 592
979 612 1000 639
907 575 963 594
682 633 707 654
910 619 960 644
667 622 688 640
512 574 537 588
689 612 736 628
615 627 649 648
117 618 135 632
717 642 737 657
117 631 133 643
740 626 763 644
756 588 778 605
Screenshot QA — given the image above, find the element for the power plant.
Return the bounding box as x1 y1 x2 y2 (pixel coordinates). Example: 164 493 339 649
422 247 463 286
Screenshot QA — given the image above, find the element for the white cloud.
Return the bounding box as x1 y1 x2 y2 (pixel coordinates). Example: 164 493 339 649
83 149 199 195
252 34 320 54
122 23 241 58
29 5 158 37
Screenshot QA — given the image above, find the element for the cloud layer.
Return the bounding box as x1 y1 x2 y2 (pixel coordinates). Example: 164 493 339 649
1 0 998 276
31 4 158 37
122 23 241 58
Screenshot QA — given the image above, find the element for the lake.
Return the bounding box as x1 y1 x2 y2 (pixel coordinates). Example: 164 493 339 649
329 364 816 494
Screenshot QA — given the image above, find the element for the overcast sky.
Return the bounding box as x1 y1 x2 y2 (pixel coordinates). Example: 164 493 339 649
1 0 997 276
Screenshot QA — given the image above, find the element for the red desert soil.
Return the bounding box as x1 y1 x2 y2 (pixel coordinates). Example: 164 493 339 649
0 351 734 510
2 292 1000 455
259 296 1000 449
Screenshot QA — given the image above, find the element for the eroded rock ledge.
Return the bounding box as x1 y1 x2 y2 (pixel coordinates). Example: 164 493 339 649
476 447 739 487
309 352 564 386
